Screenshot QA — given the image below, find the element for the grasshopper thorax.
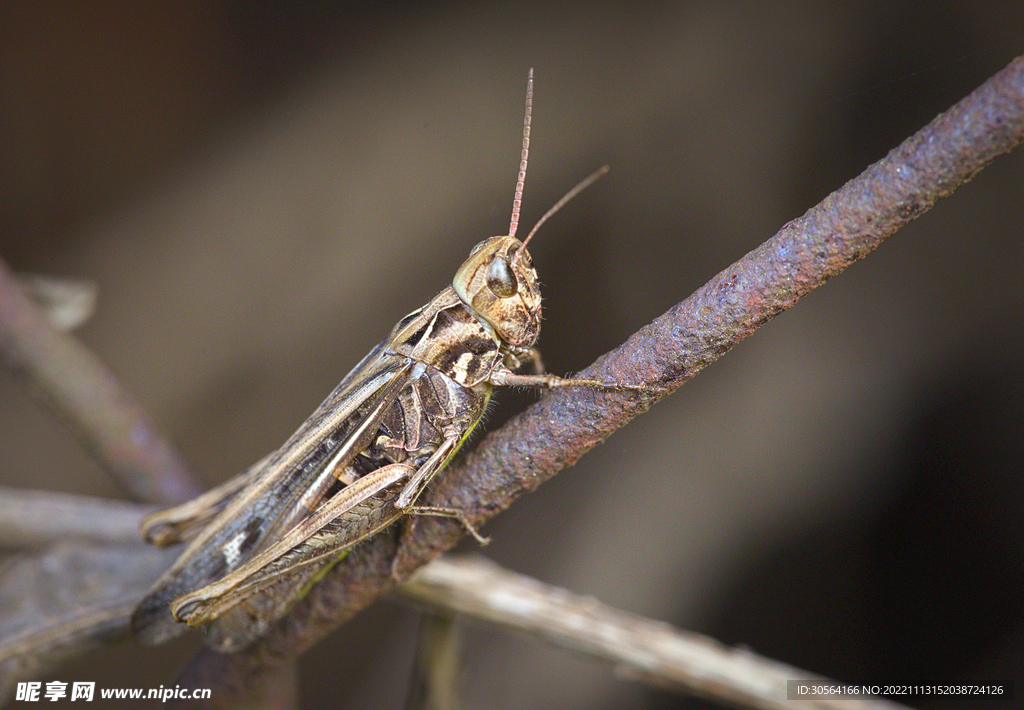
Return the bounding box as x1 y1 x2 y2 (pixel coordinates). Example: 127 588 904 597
453 235 541 347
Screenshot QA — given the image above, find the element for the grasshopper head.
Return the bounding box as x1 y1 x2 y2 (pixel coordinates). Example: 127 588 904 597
453 235 541 347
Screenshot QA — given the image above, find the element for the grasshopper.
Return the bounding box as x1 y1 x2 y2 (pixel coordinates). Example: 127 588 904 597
131 69 637 652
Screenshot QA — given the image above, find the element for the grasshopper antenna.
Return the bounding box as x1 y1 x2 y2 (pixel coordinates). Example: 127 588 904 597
514 165 610 261
508 68 533 240
507 69 610 262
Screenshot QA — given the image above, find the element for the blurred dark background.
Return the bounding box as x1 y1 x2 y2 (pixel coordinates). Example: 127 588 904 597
1 1 1022 708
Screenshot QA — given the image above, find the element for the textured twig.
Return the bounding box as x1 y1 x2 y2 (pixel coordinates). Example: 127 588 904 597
14 273 97 332
0 255 203 505
172 55 1024 705
405 610 463 710
0 498 905 709
0 486 155 547
402 556 908 710
0 540 180 701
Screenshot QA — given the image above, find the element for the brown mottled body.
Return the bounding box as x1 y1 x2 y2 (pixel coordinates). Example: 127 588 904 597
131 70 635 652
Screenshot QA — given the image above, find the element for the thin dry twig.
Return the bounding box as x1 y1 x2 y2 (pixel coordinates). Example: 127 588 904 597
172 54 1024 704
0 539 180 700
402 556 908 710
14 274 97 333
0 495 907 710
405 610 463 710
0 256 203 505
0 486 156 547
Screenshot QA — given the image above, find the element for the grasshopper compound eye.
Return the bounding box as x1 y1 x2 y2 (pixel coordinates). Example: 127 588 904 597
486 255 519 297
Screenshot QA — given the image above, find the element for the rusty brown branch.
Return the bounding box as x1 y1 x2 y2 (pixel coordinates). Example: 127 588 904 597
172 55 1024 706
0 256 203 505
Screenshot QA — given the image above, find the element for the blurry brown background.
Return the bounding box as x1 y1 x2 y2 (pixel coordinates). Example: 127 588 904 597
1 1 1022 708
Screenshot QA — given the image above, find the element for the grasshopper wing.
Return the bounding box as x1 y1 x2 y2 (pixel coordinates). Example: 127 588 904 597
132 341 414 645
139 454 270 547
175 460 417 651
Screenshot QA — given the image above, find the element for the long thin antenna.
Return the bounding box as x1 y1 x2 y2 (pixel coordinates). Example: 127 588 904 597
515 165 610 259
508 68 533 239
